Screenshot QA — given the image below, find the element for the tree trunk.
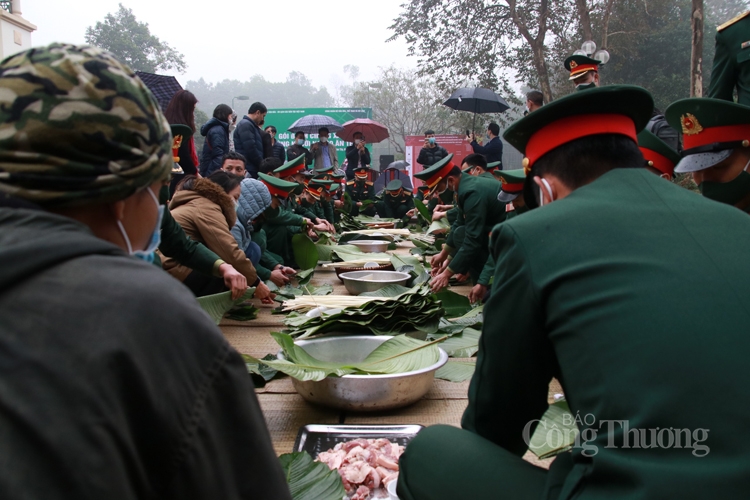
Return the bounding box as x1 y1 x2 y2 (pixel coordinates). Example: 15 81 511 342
575 0 593 41
691 0 704 97
532 44 554 104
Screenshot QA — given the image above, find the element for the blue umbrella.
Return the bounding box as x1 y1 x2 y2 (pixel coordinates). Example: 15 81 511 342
288 115 343 134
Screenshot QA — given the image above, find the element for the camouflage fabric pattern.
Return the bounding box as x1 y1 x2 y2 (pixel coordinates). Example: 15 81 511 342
0 44 172 207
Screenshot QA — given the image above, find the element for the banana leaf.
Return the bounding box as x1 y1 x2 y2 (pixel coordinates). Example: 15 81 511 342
429 327 481 358
359 199 375 207
251 332 443 381
196 288 256 324
414 198 431 222
226 303 259 321
282 285 444 338
295 268 315 285
292 234 319 270
331 245 391 262
279 452 346 500
434 289 473 318
427 218 450 235
360 284 413 297
243 353 280 388
529 399 578 459
270 282 332 301
435 360 476 382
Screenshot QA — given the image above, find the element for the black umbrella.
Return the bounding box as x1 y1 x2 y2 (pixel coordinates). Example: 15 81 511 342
443 87 510 133
387 160 410 170
135 71 183 112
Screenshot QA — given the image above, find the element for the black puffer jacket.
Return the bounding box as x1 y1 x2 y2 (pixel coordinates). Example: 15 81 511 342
200 118 229 176
417 144 449 167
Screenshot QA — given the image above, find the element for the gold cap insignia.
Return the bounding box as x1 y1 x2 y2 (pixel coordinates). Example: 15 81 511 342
570 60 578 69
522 157 531 175
681 113 703 135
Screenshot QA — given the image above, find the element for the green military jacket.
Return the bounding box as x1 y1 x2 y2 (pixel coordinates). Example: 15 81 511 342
709 11 750 105
445 173 504 276
346 180 376 216
250 226 284 281
289 194 318 223
377 190 415 220
463 169 750 497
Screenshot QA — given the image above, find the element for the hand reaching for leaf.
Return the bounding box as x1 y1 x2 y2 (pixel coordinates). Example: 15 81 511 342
468 284 487 304
254 281 276 304
269 269 291 287
218 263 247 300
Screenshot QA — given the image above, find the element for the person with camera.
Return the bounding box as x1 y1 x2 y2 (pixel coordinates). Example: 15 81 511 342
468 122 504 166
345 132 372 180
417 129 449 167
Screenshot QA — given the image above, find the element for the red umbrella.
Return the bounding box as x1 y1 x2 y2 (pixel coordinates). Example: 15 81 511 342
336 118 390 143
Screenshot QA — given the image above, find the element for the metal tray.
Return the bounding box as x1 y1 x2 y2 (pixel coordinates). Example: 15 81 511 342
293 424 424 457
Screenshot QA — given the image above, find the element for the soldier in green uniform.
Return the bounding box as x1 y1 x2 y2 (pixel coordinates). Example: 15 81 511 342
258 172 315 267
462 153 498 181
665 97 750 212
637 129 680 180
398 85 750 500
330 173 349 222
419 155 505 292
375 180 414 222
469 168 528 304
709 10 750 105
274 156 334 233
345 165 377 216
312 177 336 224
564 53 601 91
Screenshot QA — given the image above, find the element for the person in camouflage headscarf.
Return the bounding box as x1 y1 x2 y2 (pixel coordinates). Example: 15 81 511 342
0 43 172 205
0 44 291 500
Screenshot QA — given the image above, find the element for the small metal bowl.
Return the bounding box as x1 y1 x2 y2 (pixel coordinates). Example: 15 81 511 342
279 336 448 411
347 239 391 253
339 270 411 295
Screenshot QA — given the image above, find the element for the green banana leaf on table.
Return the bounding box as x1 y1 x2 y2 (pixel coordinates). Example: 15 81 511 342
196 288 256 324
278 452 346 500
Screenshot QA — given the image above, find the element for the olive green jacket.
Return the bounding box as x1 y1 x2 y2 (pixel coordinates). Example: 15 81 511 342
463 169 750 498
445 173 504 275
709 12 750 105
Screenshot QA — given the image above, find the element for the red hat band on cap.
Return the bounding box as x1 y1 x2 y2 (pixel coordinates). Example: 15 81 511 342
681 124 750 150
425 162 456 188
570 64 598 77
525 114 637 169
501 181 524 193
260 179 290 198
640 148 674 176
280 163 306 178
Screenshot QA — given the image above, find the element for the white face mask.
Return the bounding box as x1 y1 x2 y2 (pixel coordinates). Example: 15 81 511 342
320 137 328 144
538 178 554 207
354 139 362 145
116 186 164 263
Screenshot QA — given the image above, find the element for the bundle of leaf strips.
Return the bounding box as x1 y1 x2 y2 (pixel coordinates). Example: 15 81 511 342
283 284 443 338
246 332 443 381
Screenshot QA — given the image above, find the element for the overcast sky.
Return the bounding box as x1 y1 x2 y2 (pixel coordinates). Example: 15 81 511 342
23 0 415 90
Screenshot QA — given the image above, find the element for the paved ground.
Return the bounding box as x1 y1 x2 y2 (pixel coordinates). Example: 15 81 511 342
218 239 561 468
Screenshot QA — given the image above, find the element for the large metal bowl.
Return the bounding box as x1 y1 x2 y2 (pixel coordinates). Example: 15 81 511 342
279 336 448 411
339 270 411 295
347 239 391 253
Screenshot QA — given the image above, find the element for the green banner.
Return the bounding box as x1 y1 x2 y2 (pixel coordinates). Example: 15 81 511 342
265 107 372 165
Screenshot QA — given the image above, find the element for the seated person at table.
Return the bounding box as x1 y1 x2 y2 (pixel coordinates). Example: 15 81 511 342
0 43 290 499
162 171 273 300
376 180 414 221
398 85 750 500
346 165 377 216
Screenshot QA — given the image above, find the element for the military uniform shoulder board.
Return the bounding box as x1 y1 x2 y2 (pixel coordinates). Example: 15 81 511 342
365 181 374 186
718 10 750 31
403 189 412 195
346 180 355 186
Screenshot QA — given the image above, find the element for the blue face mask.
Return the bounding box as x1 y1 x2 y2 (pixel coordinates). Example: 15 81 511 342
116 186 164 263
428 137 436 145
296 139 305 146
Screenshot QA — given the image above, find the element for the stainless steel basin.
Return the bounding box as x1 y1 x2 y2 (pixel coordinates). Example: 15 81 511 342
347 239 391 253
279 336 448 411
339 270 411 295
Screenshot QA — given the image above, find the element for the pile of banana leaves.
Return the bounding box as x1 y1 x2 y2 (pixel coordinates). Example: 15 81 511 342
282 284 444 338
